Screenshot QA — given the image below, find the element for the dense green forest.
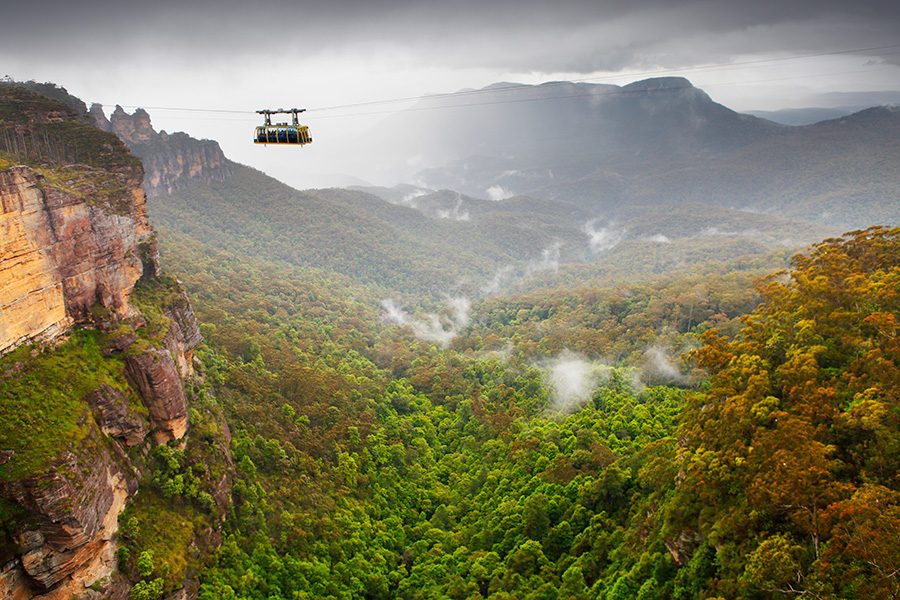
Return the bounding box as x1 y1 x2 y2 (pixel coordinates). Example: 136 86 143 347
141 222 898 599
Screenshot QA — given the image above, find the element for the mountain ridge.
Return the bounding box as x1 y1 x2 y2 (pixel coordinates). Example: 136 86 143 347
337 77 899 230
91 104 234 197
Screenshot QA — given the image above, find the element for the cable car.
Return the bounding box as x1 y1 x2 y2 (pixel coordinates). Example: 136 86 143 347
254 108 312 145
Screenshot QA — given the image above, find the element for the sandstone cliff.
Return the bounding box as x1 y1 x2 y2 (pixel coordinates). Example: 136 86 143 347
123 289 196 444
0 82 158 352
0 165 155 355
91 105 233 198
1 421 134 597
0 83 226 600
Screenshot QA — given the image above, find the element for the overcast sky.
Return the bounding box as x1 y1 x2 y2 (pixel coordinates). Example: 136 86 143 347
3 0 899 186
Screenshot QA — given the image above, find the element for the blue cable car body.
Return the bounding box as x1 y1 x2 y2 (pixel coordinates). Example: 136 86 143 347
254 108 312 146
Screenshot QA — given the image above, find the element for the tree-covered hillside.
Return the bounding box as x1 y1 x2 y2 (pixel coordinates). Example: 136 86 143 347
150 162 834 300
667 226 899 598
7 80 894 600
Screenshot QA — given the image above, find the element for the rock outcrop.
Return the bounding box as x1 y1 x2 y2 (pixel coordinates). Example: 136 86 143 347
123 278 203 444
0 559 33 599
91 105 233 197
0 422 134 595
162 286 203 375
0 272 205 597
125 344 189 444
0 165 155 355
85 385 149 446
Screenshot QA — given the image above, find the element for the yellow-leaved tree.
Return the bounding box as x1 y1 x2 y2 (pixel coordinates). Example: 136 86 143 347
668 226 899 598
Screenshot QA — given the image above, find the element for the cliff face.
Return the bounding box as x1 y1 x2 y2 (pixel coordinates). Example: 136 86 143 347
0 83 223 600
0 165 155 355
1 422 134 597
91 105 233 197
0 290 204 598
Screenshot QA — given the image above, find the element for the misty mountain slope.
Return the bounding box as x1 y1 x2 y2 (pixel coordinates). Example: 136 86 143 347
150 165 482 293
372 78 779 176
151 162 839 300
514 236 792 294
611 203 837 243
479 104 900 227
745 106 857 126
150 164 597 295
620 106 900 225
295 187 605 270
358 77 779 185
344 185 827 246
350 185 590 226
360 188 595 244
348 184 435 205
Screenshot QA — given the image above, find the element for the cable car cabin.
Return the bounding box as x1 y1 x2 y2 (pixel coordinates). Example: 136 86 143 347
254 108 312 146
254 125 312 145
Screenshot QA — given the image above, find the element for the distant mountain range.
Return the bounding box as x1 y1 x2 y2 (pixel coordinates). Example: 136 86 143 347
150 165 835 297
353 77 899 229
745 89 900 125
745 107 868 126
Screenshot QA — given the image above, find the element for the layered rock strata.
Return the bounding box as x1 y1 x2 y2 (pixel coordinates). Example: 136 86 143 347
0 277 204 597
0 165 154 355
0 423 135 596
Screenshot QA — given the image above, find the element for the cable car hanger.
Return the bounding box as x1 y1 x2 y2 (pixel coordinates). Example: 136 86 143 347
254 108 312 146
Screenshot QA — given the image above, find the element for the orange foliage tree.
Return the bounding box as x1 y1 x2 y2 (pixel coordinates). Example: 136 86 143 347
671 226 899 598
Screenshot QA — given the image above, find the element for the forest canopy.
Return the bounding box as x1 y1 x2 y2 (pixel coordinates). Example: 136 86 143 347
145 224 899 599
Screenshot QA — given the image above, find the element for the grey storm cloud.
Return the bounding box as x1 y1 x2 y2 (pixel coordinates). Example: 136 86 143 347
3 0 900 73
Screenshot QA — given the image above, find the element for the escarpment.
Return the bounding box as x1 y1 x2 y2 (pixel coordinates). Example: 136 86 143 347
0 165 154 354
1 422 134 595
0 83 230 599
91 104 233 197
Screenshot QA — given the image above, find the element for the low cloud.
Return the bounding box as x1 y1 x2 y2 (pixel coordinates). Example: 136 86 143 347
542 347 689 412
481 265 516 296
545 350 600 412
541 351 654 412
382 298 408 324
486 342 515 362
584 220 625 253
482 242 562 296
381 296 471 347
400 189 428 208
524 242 561 276
700 226 740 236
698 226 798 248
644 233 672 243
487 185 514 201
435 193 471 221
640 345 687 384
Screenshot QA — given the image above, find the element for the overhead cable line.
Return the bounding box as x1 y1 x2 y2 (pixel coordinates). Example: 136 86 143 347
303 65 899 120
98 43 900 119
119 63 899 124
